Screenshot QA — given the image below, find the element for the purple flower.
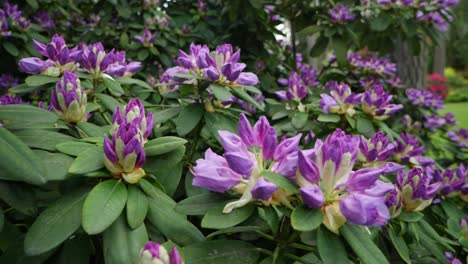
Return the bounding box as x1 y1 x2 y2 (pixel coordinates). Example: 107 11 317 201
103 99 153 184
0 73 19 89
159 66 190 91
18 58 54 75
197 0 207 16
396 168 441 211
394 133 425 164
50 70 87 123
424 114 448 130
193 114 299 213
319 81 362 116
436 165 466 197
81 42 141 78
134 29 157 47
297 129 393 230
329 4 355 24
140 241 183 264
406 88 444 110
34 10 54 30
358 132 396 164
448 129 468 148
348 52 397 77
444 252 463 264
0 94 22 105
361 85 403 120
275 72 307 101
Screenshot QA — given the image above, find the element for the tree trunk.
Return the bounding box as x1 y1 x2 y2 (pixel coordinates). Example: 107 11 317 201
391 38 428 88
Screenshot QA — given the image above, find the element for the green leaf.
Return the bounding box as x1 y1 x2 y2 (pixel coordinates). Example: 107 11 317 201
206 226 261 239
56 142 96 156
332 37 348 65
95 93 122 111
397 211 423 222
8 84 39 94
388 226 411 264
103 75 124 96
210 84 233 101
0 105 57 124
76 122 108 137
54 236 91 264
175 103 204 136
183 240 259 264
370 16 391 31
230 88 264 111
82 180 128 235
317 227 349 264
317 114 340 123
115 77 152 90
0 208 4 232
298 25 323 36
0 182 37 216
152 163 183 197
0 128 46 185
258 207 280 235
291 206 323 232
152 107 181 124
145 136 187 156
13 129 76 151
356 117 375 138
25 75 58 86
418 230 446 263
175 193 225 216
310 35 329 57
126 185 149 230
144 146 186 173
340 224 389 264
292 112 308 129
419 219 454 251
139 178 176 206
202 203 255 229
24 188 89 256
68 147 104 174
260 171 298 194
3 41 19 56
147 197 205 245
33 150 73 181
103 214 148 264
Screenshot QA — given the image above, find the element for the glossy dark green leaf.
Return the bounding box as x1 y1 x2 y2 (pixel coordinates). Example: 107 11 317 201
206 226 261 239
175 193 225 216
0 128 46 185
24 188 89 256
82 180 128 235
25 75 58 86
145 136 187 156
397 211 423 222
291 206 323 232
33 150 74 181
56 142 96 156
95 93 122 111
147 197 205 245
340 224 389 264
152 163 183 197
126 185 148 229
144 146 185 173
317 227 349 264
317 114 340 123
103 214 148 264
103 75 124 96
292 112 308 129
152 107 181 124
388 226 411 264
14 129 77 151
0 105 57 124
76 122 108 137
68 146 104 174
210 84 233 101
115 77 152 90
183 240 259 264
202 203 255 229
356 117 375 138
175 103 204 136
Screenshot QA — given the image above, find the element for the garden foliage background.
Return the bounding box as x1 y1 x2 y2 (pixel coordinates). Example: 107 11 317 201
0 0 467 263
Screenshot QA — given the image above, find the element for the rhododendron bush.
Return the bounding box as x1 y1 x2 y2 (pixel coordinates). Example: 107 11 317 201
0 1 467 264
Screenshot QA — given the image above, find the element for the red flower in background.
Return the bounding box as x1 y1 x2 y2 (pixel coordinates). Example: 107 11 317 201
426 73 449 99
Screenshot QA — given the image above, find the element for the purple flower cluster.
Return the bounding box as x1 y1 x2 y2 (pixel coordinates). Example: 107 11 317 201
319 81 362 116
297 129 395 231
34 10 54 30
0 3 30 37
19 34 81 76
406 88 444 110
434 165 467 197
396 167 441 211
50 71 87 123
393 133 434 166
358 132 405 173
197 0 207 17
134 29 157 47
140 241 182 264
81 42 141 78
193 113 301 213
0 73 19 89
348 52 397 78
424 113 458 130
103 98 153 184
264 5 281 22
361 85 403 120
448 128 468 148
329 4 355 24
0 94 22 105
445 252 463 264
162 43 259 88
